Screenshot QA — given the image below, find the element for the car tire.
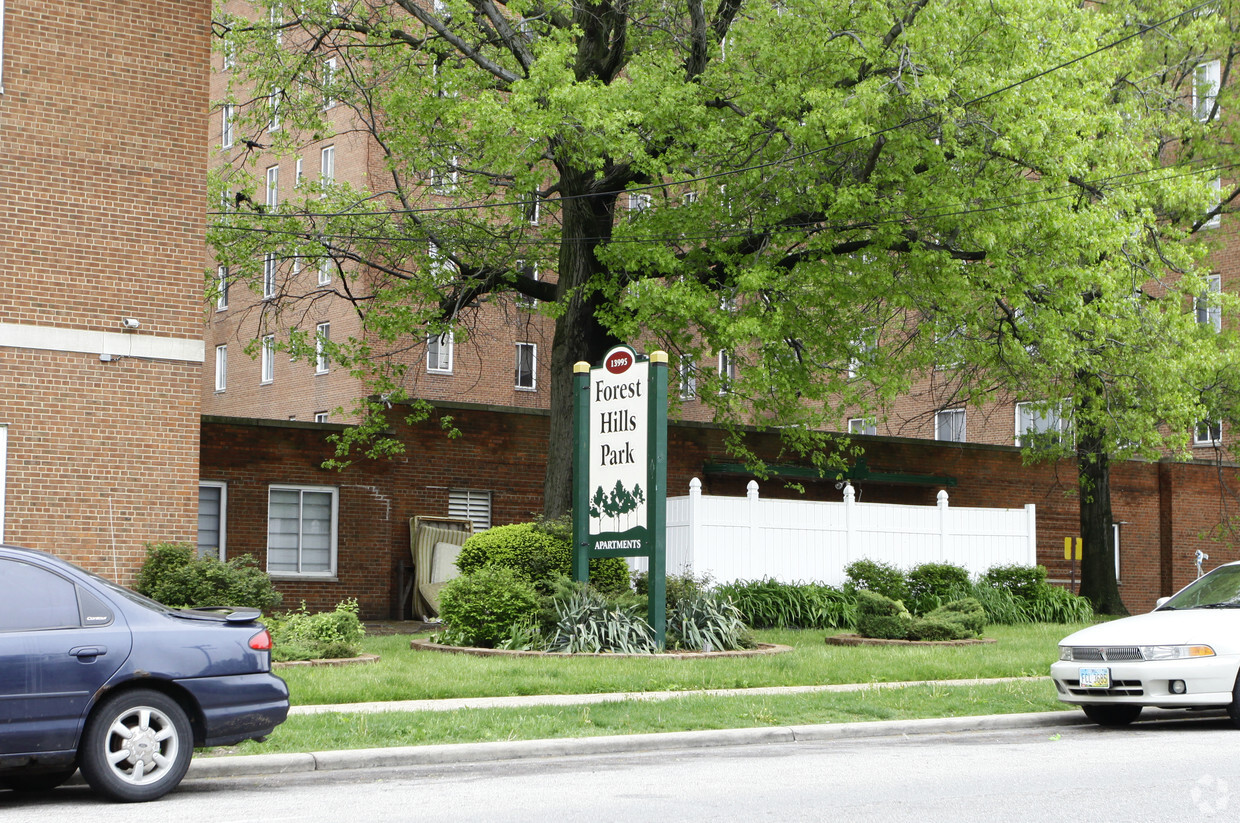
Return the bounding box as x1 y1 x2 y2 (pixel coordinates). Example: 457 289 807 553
77 689 193 803
1082 704 1142 727
5 768 77 792
1227 675 1240 729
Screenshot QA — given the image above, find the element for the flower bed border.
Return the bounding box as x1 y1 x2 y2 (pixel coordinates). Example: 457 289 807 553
410 639 791 659
825 634 995 647
273 653 381 669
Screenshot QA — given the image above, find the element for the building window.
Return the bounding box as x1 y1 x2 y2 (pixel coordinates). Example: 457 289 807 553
263 253 277 299
718 351 735 393
427 332 453 373
1194 420 1222 447
1015 401 1068 447
321 145 335 193
848 327 876 378
315 322 330 374
935 408 967 442
269 88 281 131
848 417 876 436
215 344 227 392
295 157 304 186
678 360 697 400
515 342 537 390
515 260 538 308
318 257 332 286
1194 60 1221 122
523 192 540 225
266 165 279 208
629 192 651 215
216 265 230 310
432 156 459 193
1205 177 1222 230
449 488 492 531
314 411 330 423
261 335 275 384
267 485 338 577
1 0 7 93
198 482 227 560
323 56 337 109
221 103 235 149
1196 274 1222 332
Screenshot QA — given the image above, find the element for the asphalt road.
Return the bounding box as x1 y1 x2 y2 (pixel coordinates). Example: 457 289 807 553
5 712 1240 822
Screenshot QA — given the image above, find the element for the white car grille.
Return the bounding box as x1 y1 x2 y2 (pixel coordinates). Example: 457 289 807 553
1063 646 1143 662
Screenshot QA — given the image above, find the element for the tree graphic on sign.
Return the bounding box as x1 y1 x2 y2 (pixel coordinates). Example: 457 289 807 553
590 480 645 532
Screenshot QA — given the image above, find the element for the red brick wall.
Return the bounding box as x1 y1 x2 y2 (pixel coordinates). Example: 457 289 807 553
0 0 210 584
203 404 1240 618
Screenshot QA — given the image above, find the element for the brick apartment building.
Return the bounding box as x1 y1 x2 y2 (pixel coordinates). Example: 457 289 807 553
198 2 1238 615
0 0 210 582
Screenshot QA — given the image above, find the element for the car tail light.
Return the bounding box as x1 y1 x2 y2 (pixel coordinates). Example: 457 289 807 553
249 629 273 651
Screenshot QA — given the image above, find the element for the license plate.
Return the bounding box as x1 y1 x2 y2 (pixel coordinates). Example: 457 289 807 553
1079 667 1111 689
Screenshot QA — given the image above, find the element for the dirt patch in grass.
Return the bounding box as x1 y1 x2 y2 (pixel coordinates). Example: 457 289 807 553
825 634 995 647
410 639 792 659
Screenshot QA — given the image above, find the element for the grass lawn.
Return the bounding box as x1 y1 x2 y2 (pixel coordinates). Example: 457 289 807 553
211 623 1082 756
277 624 1073 705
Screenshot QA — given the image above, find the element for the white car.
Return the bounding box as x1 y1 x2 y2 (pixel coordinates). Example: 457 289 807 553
1051 561 1240 727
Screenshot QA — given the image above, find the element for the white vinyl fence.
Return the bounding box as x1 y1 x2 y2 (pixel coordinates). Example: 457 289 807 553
633 478 1036 585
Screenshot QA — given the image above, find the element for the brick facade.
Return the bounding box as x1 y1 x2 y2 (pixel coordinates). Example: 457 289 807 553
202 405 1240 619
0 0 210 582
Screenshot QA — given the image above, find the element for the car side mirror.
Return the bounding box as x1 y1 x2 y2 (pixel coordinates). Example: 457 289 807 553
1155 596 1171 609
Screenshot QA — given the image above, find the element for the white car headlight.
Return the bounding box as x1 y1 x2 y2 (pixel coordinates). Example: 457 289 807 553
1059 646 1073 661
1139 645 1215 660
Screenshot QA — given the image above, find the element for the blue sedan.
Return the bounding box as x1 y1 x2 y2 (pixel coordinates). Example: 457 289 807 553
0 544 289 802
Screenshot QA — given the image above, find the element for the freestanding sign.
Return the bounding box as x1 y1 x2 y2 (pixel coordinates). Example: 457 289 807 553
572 345 668 647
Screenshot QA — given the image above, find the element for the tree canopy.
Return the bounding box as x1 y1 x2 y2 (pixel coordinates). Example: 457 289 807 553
212 0 1237 561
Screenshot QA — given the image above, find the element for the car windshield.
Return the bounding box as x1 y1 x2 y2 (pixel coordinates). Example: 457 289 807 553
1161 564 1240 610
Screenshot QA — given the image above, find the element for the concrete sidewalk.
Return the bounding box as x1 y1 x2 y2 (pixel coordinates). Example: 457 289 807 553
187 677 1092 782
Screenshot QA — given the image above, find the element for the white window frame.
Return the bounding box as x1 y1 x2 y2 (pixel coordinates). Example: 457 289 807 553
678 360 697 400
269 88 281 131
263 253 277 299
314 411 330 423
1015 400 1068 447
849 326 876 378
261 334 275 384
515 342 537 390
848 417 877 436
295 157 304 186
718 351 735 393
1 0 7 94
221 103 235 149
318 256 332 286
1205 177 1222 230
935 408 967 442
1196 274 1222 332
629 192 651 215
266 165 279 209
515 259 538 308
315 322 330 374
433 156 459 193
266 484 339 578
216 265 229 310
524 192 540 225
1194 60 1221 122
323 56 337 109
449 488 492 531
320 145 335 194
215 344 228 392
427 332 454 374
198 481 227 560
1194 419 1222 447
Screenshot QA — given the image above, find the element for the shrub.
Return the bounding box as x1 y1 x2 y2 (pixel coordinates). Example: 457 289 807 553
135 542 282 612
907 616 970 641
854 589 913 640
715 578 856 630
269 599 366 662
907 597 987 640
981 564 1048 604
545 586 658 654
438 566 541 648
1029 583 1095 623
667 591 754 652
844 559 910 604
632 569 713 610
456 521 630 595
907 562 971 611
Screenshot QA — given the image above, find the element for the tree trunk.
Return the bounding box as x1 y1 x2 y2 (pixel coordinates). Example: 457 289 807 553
542 176 621 518
1076 420 1128 615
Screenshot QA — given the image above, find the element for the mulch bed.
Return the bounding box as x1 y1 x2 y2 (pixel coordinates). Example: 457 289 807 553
273 653 381 669
825 634 995 647
410 638 793 659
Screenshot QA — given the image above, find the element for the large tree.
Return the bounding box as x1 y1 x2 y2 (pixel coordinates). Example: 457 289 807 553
212 0 1234 560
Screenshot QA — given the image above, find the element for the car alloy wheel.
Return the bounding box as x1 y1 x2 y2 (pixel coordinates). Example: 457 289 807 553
78 689 193 802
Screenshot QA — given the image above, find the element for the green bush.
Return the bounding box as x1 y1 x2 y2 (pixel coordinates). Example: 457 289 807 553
456 521 630 594
906 597 986 640
907 616 970 641
546 585 658 654
667 591 754 652
854 589 913 639
844 559 910 604
907 562 971 611
135 542 282 612
438 566 541 648
715 578 856 630
269 599 366 662
1029 582 1095 623
632 569 713 611
981 564 1048 604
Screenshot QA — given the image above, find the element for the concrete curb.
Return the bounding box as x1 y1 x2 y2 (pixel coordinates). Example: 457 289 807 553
186 709 1091 782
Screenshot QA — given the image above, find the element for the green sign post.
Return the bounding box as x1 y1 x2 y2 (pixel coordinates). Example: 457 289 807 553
572 345 668 648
